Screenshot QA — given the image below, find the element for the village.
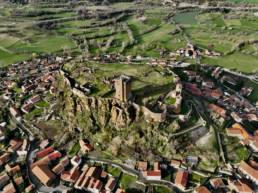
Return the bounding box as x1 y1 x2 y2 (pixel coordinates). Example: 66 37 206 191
0 52 257 193
0 0 258 191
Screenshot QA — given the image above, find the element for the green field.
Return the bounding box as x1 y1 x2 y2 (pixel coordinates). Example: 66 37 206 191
0 33 76 66
0 2 258 72
202 52 258 73
173 11 198 25
228 0 258 3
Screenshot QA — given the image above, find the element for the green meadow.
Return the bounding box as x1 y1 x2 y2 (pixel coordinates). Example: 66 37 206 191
0 2 258 72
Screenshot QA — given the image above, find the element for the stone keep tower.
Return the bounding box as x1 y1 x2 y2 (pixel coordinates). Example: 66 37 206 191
115 75 132 102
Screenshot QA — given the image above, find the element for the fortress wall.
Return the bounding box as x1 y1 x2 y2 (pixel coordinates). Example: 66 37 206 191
141 106 166 123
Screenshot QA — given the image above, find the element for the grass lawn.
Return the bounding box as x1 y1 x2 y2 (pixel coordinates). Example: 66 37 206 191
198 159 218 173
68 143 80 157
163 173 171 181
189 173 206 184
35 100 50 108
107 166 121 177
68 61 174 98
127 16 153 34
140 23 176 44
12 86 22 94
120 173 138 189
24 108 44 120
225 136 250 164
89 62 173 87
153 186 174 193
235 146 250 162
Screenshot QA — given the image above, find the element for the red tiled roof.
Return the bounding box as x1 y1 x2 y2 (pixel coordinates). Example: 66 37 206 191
36 147 54 159
239 161 258 180
208 104 227 118
175 170 188 188
146 171 161 177
195 186 211 193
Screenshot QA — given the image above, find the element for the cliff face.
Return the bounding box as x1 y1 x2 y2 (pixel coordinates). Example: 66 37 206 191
80 96 137 129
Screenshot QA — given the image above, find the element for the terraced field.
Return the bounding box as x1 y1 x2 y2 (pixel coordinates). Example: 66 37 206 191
0 1 258 72
228 0 258 3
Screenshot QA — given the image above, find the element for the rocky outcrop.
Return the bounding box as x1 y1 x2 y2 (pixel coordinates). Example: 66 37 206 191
56 72 138 132
56 70 174 132
54 72 181 160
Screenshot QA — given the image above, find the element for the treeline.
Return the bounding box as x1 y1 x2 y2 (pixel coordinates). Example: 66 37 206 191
89 0 134 4
8 0 29 4
11 8 70 17
80 12 128 29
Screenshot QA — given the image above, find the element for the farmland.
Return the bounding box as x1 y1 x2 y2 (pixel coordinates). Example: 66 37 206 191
0 1 258 72
228 0 258 3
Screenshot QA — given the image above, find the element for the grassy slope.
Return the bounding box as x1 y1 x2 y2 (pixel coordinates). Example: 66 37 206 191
202 52 258 73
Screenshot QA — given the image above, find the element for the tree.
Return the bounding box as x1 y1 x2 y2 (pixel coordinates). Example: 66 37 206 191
10 0 28 4
102 0 110 6
126 188 144 193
